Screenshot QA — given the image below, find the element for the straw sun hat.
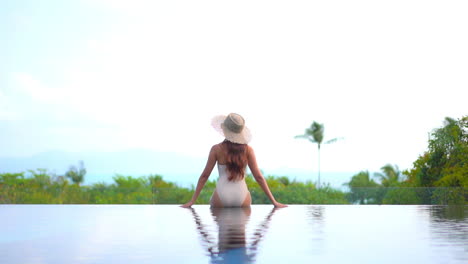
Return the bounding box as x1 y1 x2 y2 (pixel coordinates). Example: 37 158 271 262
211 113 252 144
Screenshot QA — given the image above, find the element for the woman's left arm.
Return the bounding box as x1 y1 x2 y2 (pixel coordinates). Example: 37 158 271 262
181 145 217 208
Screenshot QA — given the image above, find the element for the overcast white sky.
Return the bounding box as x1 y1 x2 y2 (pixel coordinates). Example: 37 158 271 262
1 0 467 175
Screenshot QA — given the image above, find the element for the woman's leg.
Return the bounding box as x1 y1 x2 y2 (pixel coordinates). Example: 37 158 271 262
210 190 224 208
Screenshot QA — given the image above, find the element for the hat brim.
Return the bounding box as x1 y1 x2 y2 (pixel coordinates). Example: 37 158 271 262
211 115 251 144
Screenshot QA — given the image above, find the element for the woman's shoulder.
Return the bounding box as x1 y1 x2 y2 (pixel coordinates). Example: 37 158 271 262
211 143 225 163
210 142 224 153
246 145 256 158
246 144 254 152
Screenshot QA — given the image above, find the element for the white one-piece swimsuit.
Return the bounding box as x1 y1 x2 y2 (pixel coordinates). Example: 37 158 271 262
212 164 250 207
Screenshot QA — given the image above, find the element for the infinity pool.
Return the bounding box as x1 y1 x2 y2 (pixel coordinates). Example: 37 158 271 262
0 205 467 263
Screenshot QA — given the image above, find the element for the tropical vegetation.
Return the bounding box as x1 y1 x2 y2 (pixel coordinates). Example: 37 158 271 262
1 116 466 205
0 170 347 204
345 115 467 205
295 121 341 188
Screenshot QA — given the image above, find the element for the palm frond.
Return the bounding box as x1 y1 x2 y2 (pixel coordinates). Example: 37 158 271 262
324 137 343 144
373 172 385 181
295 134 319 143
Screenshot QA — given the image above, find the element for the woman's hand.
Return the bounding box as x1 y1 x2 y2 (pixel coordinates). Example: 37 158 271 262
273 202 288 208
180 201 194 208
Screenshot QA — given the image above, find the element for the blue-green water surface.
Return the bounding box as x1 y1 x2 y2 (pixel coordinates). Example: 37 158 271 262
0 205 466 263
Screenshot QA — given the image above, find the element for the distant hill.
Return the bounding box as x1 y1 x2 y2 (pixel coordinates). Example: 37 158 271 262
0 149 206 187
0 149 354 189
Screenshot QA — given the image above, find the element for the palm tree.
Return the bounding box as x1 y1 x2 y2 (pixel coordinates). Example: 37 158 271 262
374 164 401 187
295 121 340 188
345 171 380 204
65 161 86 186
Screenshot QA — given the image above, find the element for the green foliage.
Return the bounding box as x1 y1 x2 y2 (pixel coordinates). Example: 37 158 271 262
3 114 467 206
343 115 468 205
295 121 342 188
245 174 348 204
375 164 402 187
382 187 421 204
1 169 465 205
405 116 468 188
65 161 86 186
345 171 380 204
296 121 325 147
0 172 26 185
430 187 466 205
1 170 348 204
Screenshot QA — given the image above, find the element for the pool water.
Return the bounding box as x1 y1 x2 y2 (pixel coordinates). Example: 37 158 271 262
0 205 467 264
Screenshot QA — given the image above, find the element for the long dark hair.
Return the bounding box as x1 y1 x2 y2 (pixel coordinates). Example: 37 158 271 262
222 139 248 181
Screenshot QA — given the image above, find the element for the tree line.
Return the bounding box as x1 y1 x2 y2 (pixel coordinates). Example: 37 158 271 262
0 116 466 205
344 116 467 204
0 170 348 204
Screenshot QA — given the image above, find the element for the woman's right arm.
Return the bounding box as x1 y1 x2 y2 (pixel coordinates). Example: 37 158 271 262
181 145 217 208
247 146 287 208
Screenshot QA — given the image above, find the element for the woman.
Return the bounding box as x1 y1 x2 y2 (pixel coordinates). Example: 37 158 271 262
181 113 287 208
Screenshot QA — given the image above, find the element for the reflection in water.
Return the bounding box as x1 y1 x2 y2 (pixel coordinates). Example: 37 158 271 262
189 207 278 264
306 206 325 255
421 205 468 263
428 205 466 221
309 206 324 219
